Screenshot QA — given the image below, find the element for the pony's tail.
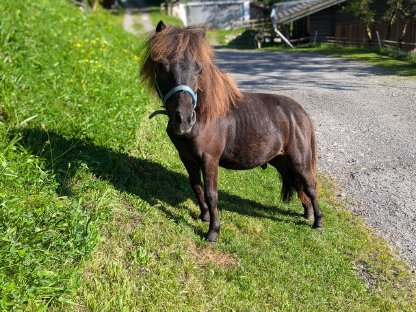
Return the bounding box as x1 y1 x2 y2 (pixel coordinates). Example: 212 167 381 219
310 121 320 192
280 119 318 203
278 164 300 203
280 173 296 203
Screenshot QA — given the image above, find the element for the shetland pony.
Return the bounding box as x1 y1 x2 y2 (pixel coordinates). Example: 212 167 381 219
140 21 322 242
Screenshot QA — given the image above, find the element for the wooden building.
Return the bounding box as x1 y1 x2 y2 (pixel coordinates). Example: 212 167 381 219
272 0 416 50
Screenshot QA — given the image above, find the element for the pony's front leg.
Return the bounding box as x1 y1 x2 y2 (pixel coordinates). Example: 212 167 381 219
202 155 220 243
181 157 210 222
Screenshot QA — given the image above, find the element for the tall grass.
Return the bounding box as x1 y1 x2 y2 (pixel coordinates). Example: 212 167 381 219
0 0 148 309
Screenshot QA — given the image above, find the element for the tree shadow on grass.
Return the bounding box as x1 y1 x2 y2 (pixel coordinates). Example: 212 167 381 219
18 127 308 238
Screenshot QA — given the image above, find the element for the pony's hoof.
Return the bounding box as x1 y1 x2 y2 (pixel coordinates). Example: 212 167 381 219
204 233 217 243
312 221 323 230
200 212 210 223
303 213 314 221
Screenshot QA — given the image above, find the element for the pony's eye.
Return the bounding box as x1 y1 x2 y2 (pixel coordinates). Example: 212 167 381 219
155 62 166 74
195 65 202 75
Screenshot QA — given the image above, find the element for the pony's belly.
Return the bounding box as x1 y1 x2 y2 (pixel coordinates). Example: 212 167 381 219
219 151 276 170
219 133 282 170
219 159 265 170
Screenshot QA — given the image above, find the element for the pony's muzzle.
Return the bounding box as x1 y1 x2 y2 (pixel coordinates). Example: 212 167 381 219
173 110 196 135
174 110 196 125
167 92 197 135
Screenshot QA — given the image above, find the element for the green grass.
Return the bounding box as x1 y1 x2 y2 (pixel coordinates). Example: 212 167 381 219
208 29 248 46
144 1 183 28
1 0 416 311
0 0 147 309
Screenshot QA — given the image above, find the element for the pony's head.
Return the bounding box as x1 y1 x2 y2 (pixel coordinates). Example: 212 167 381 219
141 21 242 135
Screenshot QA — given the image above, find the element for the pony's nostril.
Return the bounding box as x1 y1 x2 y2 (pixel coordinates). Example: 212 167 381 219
175 112 182 124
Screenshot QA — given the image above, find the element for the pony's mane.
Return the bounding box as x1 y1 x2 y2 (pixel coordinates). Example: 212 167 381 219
140 25 242 122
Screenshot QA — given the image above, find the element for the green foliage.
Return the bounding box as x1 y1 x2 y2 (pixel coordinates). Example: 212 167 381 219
227 30 259 49
383 0 416 41
344 0 416 40
383 0 416 25
147 7 184 27
384 0 404 24
344 0 375 23
0 0 148 309
344 0 375 39
208 29 242 46
0 128 96 309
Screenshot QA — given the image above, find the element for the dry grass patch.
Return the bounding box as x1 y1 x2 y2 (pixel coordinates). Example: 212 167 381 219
187 241 238 269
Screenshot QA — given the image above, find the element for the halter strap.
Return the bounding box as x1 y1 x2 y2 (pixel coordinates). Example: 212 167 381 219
155 80 197 109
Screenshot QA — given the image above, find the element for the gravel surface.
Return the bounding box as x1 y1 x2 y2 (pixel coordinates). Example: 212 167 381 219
215 50 416 270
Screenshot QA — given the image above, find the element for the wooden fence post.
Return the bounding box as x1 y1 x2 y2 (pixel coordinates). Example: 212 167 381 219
376 31 382 50
273 28 294 48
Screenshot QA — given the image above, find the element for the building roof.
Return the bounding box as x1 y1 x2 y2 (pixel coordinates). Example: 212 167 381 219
271 0 346 25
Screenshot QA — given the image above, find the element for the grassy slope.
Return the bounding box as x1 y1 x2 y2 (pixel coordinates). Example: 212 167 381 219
0 0 148 309
1 1 415 311
147 8 183 28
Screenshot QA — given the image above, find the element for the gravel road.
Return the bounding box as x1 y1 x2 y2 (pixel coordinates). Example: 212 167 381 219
215 50 416 270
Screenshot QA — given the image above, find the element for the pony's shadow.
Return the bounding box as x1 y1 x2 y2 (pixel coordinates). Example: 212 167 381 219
19 128 307 239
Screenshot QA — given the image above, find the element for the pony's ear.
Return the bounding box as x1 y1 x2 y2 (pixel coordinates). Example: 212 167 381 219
156 21 166 32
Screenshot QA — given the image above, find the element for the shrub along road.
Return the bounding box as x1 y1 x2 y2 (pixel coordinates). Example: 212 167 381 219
216 49 416 271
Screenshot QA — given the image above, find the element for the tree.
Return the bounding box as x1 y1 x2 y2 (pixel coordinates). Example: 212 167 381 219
383 0 402 40
383 0 416 44
344 0 375 40
398 0 416 44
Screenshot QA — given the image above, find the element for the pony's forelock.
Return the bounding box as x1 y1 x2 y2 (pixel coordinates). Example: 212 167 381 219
140 25 242 122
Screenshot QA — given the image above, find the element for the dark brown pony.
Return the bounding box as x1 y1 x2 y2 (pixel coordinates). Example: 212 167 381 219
140 21 322 242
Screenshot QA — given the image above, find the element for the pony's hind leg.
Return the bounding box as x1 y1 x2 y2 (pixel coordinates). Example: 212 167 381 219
270 155 322 227
268 156 296 203
301 173 323 229
299 189 314 221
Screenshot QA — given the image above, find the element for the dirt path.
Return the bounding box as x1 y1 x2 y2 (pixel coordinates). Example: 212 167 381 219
121 0 153 35
215 50 416 271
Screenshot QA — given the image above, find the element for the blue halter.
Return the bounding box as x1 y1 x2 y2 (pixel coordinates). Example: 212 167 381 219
155 80 197 109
